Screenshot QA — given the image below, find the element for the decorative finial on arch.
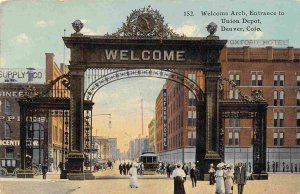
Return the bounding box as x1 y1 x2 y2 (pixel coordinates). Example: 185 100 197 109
72 20 84 36
206 22 219 40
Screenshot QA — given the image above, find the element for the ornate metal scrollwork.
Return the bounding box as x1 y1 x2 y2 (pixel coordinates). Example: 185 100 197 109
106 5 182 38
84 69 203 102
219 76 266 103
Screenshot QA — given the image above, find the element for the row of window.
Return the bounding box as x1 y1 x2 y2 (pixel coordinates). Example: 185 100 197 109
2 122 44 139
229 72 288 86
273 132 300 146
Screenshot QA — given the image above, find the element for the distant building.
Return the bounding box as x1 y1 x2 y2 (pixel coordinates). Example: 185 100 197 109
128 137 149 161
148 119 156 152
108 138 117 160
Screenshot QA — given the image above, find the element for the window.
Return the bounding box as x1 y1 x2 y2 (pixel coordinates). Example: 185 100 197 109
4 122 11 139
5 147 13 158
188 73 196 82
234 131 239 145
229 132 233 145
251 72 263 86
279 132 284 146
280 75 284 86
297 132 300 145
274 91 278 106
273 112 278 127
188 111 196 127
279 91 284 106
297 112 300 127
235 117 240 127
229 73 240 99
279 112 284 127
297 75 300 86
273 132 278 146
297 91 300 106
274 74 278 86
229 117 233 127
188 91 196 106
5 99 11 115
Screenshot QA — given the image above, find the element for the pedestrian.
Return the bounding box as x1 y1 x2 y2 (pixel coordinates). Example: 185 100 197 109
208 163 215 185
291 163 293 173
129 163 139 188
272 161 275 173
42 163 48 180
182 163 188 181
234 161 247 194
122 162 126 175
166 163 171 178
126 162 130 175
215 163 225 194
119 162 123 175
295 163 297 172
224 164 234 194
171 163 186 194
189 163 198 188
140 162 144 176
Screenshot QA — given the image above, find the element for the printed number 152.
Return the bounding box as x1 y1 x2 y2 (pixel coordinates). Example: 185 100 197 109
184 11 194 16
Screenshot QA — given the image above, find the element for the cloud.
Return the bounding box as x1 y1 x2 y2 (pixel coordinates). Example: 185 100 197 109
81 27 96 35
172 24 203 37
243 31 263 40
13 33 31 44
296 0 300 3
0 0 9 4
35 20 54 27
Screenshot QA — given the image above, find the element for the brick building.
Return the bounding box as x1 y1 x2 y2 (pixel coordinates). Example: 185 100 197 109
155 47 300 171
0 68 45 170
45 53 68 171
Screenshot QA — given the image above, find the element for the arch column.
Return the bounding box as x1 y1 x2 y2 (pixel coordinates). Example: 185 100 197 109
67 65 95 180
196 46 223 180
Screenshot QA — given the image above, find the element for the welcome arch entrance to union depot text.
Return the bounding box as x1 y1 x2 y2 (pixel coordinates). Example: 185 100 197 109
18 6 268 180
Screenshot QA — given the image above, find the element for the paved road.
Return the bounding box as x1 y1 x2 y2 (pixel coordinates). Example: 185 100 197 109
0 162 299 194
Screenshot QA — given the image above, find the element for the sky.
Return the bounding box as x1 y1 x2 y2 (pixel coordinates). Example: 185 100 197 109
1 0 300 152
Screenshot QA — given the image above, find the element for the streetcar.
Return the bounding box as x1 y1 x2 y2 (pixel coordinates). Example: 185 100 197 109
139 152 159 175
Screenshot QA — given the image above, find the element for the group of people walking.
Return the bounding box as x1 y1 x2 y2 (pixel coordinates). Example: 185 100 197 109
169 161 247 194
210 161 247 194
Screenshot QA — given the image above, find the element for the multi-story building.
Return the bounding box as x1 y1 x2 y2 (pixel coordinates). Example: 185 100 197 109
155 47 300 171
221 47 300 171
0 68 45 169
148 119 156 152
156 70 204 164
45 53 68 171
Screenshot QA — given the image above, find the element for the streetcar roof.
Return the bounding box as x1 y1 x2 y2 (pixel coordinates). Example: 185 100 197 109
140 153 157 157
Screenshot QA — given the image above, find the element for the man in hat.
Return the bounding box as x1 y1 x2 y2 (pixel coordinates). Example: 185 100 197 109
189 163 198 188
234 161 246 194
172 163 186 194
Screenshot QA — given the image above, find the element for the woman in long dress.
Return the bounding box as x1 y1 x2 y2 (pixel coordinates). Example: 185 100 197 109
171 163 186 194
215 163 225 194
128 163 138 188
224 164 234 194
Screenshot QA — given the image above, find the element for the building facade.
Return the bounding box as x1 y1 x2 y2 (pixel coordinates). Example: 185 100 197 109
148 119 156 152
0 68 45 170
45 53 68 171
155 47 300 171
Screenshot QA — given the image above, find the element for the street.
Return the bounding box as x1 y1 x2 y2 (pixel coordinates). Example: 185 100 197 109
0 161 300 194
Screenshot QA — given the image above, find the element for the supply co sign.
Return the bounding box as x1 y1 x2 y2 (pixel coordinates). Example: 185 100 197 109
0 68 45 83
